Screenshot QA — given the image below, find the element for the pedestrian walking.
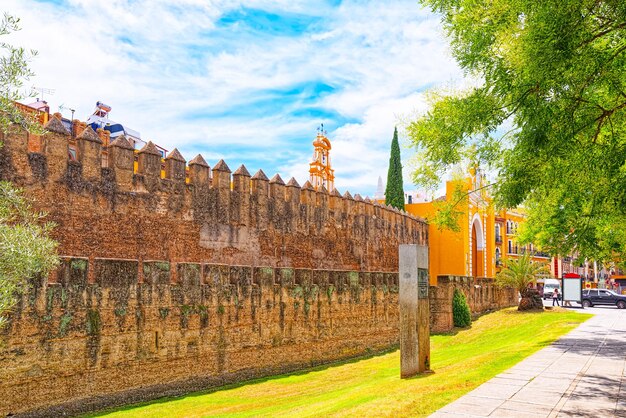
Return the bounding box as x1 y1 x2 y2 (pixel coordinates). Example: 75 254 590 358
552 288 560 306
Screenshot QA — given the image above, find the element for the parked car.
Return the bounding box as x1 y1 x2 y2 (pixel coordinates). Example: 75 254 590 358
581 289 626 308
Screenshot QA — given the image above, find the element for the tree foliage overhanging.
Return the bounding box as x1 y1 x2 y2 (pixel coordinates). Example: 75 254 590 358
0 13 43 135
409 0 626 261
385 127 405 210
0 13 58 328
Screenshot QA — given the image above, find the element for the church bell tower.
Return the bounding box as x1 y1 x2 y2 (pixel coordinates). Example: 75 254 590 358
309 124 335 191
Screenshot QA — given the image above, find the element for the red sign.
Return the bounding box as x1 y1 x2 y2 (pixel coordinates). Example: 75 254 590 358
554 258 559 278
563 273 581 278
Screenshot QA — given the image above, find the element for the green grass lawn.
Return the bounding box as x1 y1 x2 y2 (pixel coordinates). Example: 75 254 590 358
92 308 589 418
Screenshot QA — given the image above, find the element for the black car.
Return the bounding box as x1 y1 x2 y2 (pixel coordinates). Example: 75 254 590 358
581 289 626 308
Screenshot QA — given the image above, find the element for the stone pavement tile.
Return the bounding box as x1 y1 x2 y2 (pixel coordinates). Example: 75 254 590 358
525 376 573 393
558 400 617 418
489 408 550 418
509 387 565 407
496 399 554 416
497 370 539 380
466 382 522 400
570 383 619 400
574 378 621 396
544 358 588 369
429 411 480 418
543 366 586 376
544 372 579 380
616 401 626 418
517 359 554 366
488 377 529 387
544 357 587 367
507 364 546 372
438 396 504 416
587 364 624 378
558 408 616 418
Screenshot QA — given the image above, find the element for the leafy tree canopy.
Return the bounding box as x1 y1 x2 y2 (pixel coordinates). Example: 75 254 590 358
0 182 58 328
0 13 42 135
409 0 626 262
0 13 57 328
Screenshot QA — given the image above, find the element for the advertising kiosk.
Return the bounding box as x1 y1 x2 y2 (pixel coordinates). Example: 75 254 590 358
562 273 583 307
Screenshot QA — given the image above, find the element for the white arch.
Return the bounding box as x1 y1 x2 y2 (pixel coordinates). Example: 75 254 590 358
471 213 485 251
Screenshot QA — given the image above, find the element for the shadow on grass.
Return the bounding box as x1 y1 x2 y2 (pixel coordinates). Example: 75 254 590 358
432 327 463 336
88 306 585 417
88 344 406 417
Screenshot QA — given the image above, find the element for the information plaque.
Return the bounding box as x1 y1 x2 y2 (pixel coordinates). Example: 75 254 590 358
418 268 429 299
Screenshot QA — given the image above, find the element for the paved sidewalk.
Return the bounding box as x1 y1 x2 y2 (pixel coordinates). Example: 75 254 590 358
430 306 626 417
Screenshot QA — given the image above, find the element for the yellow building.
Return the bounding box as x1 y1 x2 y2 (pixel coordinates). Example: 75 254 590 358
404 166 553 284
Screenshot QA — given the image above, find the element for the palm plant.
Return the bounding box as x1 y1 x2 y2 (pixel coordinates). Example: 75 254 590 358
496 252 550 310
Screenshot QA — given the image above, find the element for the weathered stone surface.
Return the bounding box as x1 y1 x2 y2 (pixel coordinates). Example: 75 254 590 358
430 275 517 333
189 154 209 167
1 260 403 416
44 115 70 135
0 124 433 416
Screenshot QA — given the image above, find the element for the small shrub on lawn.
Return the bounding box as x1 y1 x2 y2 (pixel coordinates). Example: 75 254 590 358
453 288 472 327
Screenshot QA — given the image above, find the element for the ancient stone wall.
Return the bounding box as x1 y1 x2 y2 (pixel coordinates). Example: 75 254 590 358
0 120 514 416
0 120 427 416
0 258 401 416
429 275 518 333
0 264 516 416
0 119 427 273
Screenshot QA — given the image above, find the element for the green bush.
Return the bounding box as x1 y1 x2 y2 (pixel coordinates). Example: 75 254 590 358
453 289 472 327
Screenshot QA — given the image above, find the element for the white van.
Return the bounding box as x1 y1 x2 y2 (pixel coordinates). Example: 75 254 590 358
543 279 561 300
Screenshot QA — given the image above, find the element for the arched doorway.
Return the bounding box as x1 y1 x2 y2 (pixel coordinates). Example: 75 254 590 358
471 215 485 277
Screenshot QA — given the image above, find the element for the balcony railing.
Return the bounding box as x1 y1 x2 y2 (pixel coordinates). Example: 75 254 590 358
508 248 551 258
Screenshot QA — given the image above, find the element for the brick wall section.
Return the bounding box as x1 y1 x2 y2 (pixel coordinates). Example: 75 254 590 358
1 259 401 416
0 125 514 416
0 125 425 416
0 263 516 416
0 127 427 272
430 275 518 333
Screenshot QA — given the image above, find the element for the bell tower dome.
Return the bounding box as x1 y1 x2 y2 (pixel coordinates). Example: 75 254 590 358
309 124 335 191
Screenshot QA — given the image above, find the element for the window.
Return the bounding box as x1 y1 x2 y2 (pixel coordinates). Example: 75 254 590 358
599 290 611 297
588 290 598 297
508 240 512 253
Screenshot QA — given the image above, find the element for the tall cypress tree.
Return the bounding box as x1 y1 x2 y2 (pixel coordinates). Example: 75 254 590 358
385 127 404 209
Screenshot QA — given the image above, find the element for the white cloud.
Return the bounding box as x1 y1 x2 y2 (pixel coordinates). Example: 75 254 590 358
2 0 464 195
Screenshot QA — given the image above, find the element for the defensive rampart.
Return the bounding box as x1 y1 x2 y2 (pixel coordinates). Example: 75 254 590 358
0 117 515 416
430 275 518 332
0 116 426 271
1 259 402 416
0 117 425 415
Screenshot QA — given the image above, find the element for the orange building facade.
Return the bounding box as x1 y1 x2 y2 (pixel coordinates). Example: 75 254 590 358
405 167 553 284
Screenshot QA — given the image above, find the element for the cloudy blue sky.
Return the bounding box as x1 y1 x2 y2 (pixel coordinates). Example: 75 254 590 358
5 0 463 196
